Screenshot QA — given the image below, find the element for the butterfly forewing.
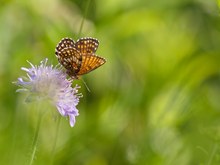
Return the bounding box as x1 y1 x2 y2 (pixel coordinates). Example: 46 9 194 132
75 37 99 54
55 38 75 55
77 54 106 75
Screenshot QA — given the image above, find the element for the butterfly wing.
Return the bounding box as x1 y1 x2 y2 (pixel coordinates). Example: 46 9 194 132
77 54 106 75
55 38 75 55
55 37 106 79
56 47 82 76
75 37 99 54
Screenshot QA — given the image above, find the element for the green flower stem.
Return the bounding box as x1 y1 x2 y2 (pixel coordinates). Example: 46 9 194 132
29 108 44 165
207 143 218 165
50 115 61 165
77 0 92 38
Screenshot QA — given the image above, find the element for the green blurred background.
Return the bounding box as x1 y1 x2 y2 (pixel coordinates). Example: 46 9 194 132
1 0 220 164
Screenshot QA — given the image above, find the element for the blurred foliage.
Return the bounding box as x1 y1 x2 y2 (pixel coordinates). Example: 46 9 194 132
0 0 220 164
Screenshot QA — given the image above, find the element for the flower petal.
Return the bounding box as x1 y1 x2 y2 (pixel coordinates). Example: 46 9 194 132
15 59 82 127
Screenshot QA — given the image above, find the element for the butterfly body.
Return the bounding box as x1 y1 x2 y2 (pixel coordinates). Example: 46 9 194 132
55 37 106 79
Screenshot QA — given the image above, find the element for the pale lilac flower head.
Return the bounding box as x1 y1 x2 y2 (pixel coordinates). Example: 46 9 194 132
15 58 82 127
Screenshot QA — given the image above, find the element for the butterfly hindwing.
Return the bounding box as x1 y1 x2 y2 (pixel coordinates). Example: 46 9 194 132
77 54 106 75
56 47 82 74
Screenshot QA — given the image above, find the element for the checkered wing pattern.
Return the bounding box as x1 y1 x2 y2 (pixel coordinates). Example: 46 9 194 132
55 38 75 53
55 37 106 79
75 37 99 54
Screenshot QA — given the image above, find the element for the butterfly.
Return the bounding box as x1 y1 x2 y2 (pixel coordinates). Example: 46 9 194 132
55 37 106 79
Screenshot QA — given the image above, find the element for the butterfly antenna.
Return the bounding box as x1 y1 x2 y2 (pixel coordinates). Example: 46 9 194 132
81 78 91 92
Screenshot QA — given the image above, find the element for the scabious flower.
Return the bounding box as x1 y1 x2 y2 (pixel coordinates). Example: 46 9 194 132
15 58 82 127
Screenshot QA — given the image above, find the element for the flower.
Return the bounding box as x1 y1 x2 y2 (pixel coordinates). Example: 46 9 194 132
15 58 82 127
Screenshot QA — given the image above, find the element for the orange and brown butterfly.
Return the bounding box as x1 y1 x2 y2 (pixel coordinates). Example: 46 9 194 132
55 37 106 79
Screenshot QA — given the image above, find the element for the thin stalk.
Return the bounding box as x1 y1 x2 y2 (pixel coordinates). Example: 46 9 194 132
77 0 92 38
50 115 61 165
207 143 218 165
28 109 44 165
